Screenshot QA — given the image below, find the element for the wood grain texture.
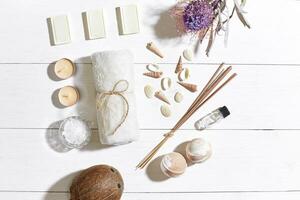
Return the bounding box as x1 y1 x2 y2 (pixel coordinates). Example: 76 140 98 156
1 191 300 200
0 0 299 64
0 129 298 192
0 0 299 199
0 64 299 129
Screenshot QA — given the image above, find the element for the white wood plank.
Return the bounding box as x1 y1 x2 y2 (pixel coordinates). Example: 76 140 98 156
0 129 299 192
0 64 300 129
0 0 299 63
1 191 299 200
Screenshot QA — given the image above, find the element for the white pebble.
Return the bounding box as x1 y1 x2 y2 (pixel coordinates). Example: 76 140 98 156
183 49 194 61
144 85 154 98
174 92 183 103
160 105 171 118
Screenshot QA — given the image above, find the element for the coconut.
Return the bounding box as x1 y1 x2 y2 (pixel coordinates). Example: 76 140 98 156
70 165 124 200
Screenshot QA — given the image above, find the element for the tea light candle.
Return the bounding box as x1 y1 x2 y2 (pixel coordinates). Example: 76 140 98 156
160 152 187 178
58 86 80 107
186 138 212 163
54 58 75 79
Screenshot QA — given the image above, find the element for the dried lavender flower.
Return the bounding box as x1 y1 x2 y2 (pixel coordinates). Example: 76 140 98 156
183 0 214 32
169 0 250 56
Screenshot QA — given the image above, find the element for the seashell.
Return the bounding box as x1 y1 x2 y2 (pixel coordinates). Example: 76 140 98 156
177 82 197 93
160 105 171 118
146 63 160 72
144 85 154 98
160 152 187 177
143 71 163 79
146 42 164 58
183 48 194 61
161 77 172 91
186 138 212 163
178 68 190 81
155 91 170 105
184 68 190 79
174 92 183 103
175 56 183 74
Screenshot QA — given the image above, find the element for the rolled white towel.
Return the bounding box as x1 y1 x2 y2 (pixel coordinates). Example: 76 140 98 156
91 50 139 145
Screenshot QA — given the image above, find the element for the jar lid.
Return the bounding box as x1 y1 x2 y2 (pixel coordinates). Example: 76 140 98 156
219 106 230 118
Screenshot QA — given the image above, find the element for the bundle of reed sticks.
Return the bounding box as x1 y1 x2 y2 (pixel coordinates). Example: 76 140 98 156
136 63 237 169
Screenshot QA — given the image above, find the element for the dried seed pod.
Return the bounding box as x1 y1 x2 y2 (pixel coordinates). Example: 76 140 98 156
160 105 172 118
175 56 183 74
144 85 154 98
146 63 160 72
70 165 124 200
177 82 197 93
155 91 170 105
178 68 190 81
161 77 172 91
146 42 164 58
143 71 163 79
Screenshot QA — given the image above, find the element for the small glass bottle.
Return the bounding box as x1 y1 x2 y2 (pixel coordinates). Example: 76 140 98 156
194 106 230 131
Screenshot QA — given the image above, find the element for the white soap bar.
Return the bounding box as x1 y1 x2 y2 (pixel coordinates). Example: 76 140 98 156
83 9 106 40
48 15 71 45
116 5 140 35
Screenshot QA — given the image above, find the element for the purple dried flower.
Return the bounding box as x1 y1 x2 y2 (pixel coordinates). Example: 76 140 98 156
183 0 214 32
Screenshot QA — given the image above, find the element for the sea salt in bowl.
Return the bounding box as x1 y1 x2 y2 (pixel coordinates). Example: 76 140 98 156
59 116 92 149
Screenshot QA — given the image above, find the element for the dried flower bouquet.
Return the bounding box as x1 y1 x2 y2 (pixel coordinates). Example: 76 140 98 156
170 0 250 55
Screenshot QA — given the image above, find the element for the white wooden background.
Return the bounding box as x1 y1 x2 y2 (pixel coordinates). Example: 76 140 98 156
0 0 299 199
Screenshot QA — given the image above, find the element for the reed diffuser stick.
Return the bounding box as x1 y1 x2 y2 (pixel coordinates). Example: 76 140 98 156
136 64 237 169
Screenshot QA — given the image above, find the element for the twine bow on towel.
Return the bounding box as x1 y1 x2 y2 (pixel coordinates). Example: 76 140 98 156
96 80 129 135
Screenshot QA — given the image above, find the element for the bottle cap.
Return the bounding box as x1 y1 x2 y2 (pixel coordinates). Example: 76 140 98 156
219 106 230 118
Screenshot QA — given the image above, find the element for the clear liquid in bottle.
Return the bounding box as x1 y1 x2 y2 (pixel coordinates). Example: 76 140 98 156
194 106 230 131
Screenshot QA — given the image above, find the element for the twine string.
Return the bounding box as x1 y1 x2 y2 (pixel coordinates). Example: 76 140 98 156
96 80 129 135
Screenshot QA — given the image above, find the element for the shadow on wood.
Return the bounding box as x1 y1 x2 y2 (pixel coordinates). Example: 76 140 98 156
80 130 112 151
46 18 56 46
51 88 66 109
73 57 97 127
146 155 169 182
173 140 194 167
43 171 79 200
46 120 71 152
47 61 62 81
152 9 180 40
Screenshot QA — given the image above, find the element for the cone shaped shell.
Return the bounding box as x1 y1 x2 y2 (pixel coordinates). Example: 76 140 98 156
155 91 170 105
175 56 183 74
143 71 162 79
177 82 197 93
146 42 164 58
